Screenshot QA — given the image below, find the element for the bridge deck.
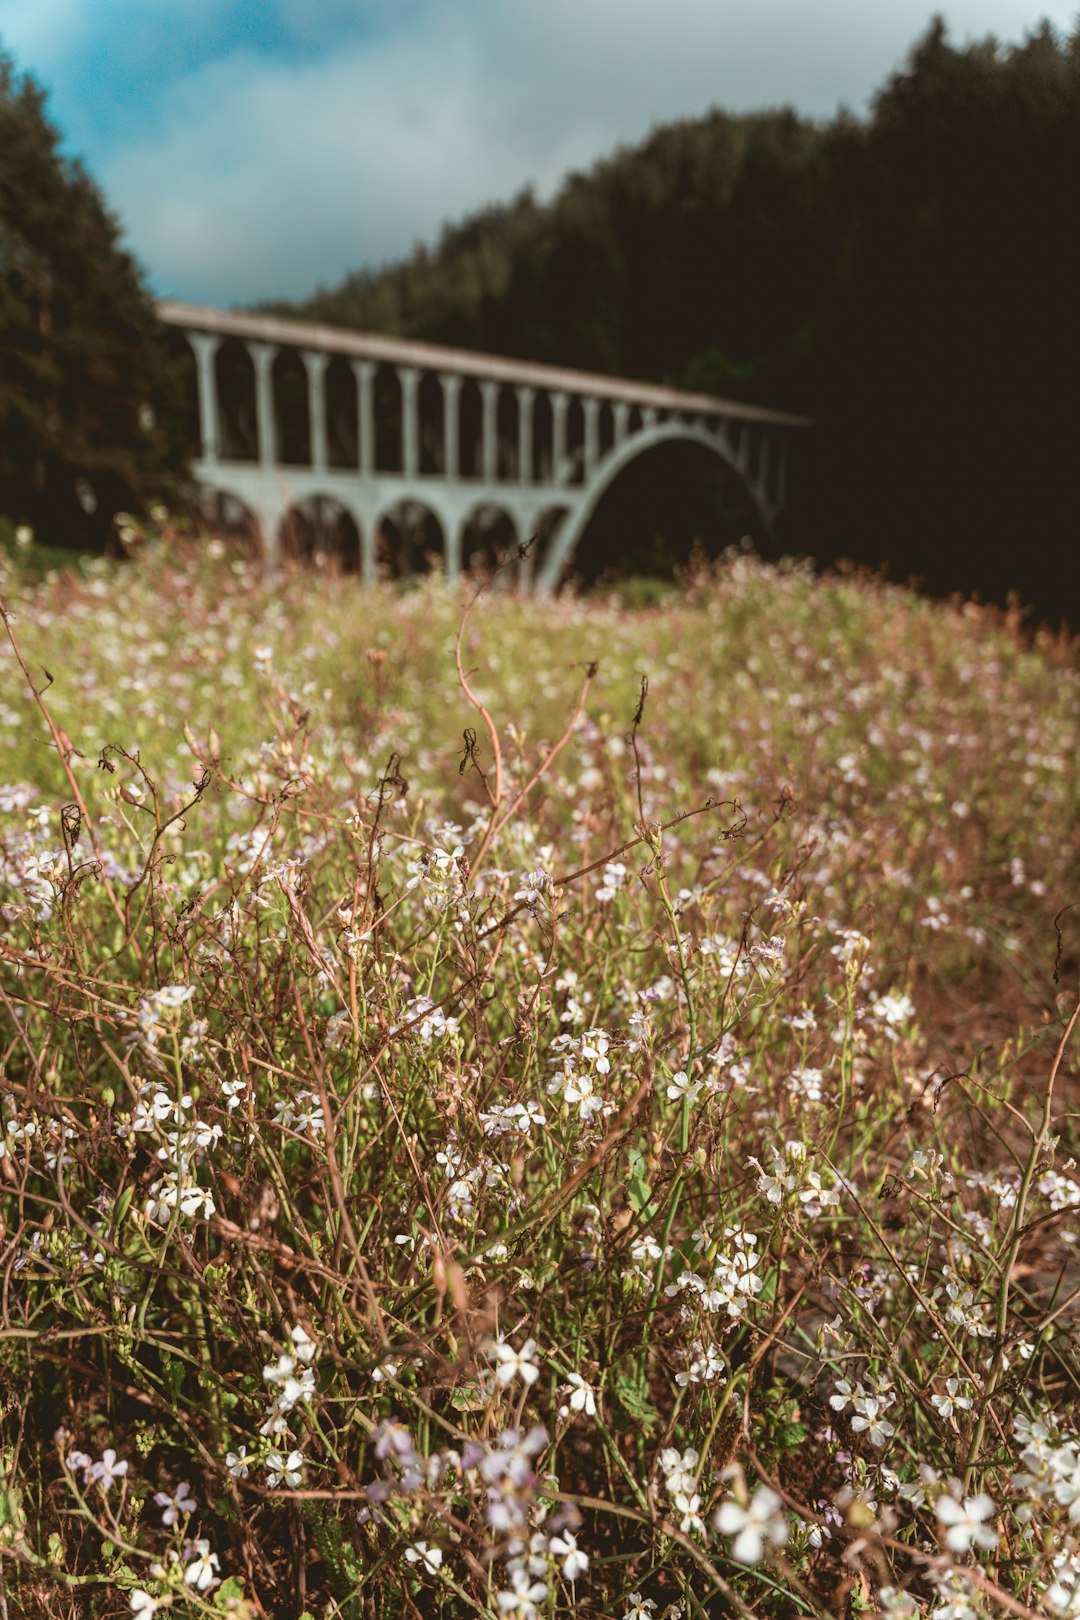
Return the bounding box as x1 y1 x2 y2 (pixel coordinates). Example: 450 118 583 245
158 301 810 429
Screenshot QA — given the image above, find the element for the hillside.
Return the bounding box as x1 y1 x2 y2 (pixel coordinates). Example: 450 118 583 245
266 19 1080 624
0 543 1078 1615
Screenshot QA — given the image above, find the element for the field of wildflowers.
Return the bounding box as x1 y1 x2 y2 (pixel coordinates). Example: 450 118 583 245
0 538 1078 1620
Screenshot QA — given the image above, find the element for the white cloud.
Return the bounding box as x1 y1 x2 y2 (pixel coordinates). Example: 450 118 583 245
0 0 90 80
12 0 1075 305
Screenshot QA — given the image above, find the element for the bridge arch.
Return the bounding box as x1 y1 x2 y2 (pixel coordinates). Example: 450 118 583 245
201 489 262 556
534 423 772 596
374 499 447 579
460 502 519 580
529 503 572 583
280 494 362 573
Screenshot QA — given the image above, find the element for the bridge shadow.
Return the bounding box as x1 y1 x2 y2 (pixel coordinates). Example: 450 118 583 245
462 503 518 582
281 497 361 573
566 439 769 588
375 501 445 579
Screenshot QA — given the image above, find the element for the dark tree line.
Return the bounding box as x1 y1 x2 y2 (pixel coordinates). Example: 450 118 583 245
269 18 1080 621
0 51 177 547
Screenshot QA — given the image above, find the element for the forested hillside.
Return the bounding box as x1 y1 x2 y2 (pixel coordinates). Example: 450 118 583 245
268 19 1080 622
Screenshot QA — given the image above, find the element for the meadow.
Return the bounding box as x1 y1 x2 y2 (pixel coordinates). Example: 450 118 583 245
0 536 1078 1620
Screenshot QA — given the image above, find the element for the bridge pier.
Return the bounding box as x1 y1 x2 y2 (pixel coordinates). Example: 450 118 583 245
188 333 221 464
480 380 499 483
353 361 375 477
400 368 420 478
301 350 330 474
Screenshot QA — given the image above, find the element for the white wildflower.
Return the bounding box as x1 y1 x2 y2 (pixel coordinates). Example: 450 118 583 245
560 1373 597 1417
491 1337 541 1387
935 1492 998 1553
549 1530 589 1580
183 1539 220 1592
266 1449 305 1488
405 1540 443 1574
714 1485 788 1565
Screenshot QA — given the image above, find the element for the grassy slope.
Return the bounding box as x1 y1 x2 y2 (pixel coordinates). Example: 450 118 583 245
0 545 1078 1618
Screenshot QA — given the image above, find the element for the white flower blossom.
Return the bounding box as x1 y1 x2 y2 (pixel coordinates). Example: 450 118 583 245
491 1337 541 1387
90 1448 128 1490
935 1492 998 1553
714 1485 788 1565
496 1565 548 1617
549 1530 589 1580
405 1540 443 1574
623 1596 658 1620
154 1481 195 1526
183 1539 220 1591
266 1449 305 1488
560 1372 597 1417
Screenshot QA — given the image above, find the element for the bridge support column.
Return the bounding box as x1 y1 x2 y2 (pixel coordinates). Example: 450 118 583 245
252 494 288 574
302 350 330 473
442 374 462 481
249 342 278 467
481 380 499 483
583 397 600 479
400 366 420 478
446 516 463 585
516 386 534 485
353 361 375 476
613 401 631 448
357 508 377 587
188 333 221 464
551 392 569 482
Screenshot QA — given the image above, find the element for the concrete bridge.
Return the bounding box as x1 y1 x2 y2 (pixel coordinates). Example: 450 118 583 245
159 301 810 593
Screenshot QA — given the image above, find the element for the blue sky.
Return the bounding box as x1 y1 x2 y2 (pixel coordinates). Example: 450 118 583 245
0 0 1075 308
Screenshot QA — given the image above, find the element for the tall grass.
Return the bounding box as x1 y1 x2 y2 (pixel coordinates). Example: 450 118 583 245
0 540 1078 1619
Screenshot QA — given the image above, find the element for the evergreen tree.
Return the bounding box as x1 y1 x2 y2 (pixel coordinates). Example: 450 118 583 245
0 47 180 546
267 17 1080 618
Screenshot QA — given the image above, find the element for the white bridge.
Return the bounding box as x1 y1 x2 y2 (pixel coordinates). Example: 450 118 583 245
160 301 810 593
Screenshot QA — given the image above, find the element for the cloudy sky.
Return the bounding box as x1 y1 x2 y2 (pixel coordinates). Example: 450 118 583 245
0 0 1073 309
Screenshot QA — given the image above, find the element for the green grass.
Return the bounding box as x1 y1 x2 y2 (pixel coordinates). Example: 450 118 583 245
0 540 1078 1619
0 519 100 580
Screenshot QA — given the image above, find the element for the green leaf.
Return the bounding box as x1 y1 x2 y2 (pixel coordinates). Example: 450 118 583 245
611 1363 659 1434
0 1484 24 1534
627 1142 652 1214
449 1379 487 1412
113 1185 134 1228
